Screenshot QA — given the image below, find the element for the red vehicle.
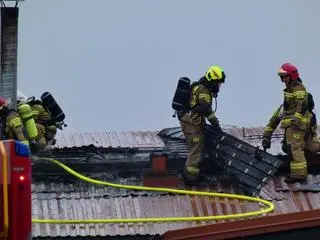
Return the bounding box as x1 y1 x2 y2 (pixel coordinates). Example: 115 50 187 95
0 140 32 240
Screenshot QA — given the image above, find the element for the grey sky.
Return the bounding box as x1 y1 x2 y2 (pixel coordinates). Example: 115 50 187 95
17 0 320 133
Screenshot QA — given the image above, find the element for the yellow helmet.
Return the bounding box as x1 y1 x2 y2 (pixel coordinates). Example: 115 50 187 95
205 65 225 83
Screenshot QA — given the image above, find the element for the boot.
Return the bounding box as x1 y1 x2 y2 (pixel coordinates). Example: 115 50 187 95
183 174 200 186
285 174 307 184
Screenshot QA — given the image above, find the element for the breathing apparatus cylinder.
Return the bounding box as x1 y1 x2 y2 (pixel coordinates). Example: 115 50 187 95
172 77 191 111
17 103 38 140
40 92 65 122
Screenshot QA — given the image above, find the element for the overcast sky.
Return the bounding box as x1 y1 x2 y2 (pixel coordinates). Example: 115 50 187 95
16 0 320 133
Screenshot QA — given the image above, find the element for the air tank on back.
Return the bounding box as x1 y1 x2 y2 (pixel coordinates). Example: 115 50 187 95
172 77 191 111
40 92 65 123
17 102 38 140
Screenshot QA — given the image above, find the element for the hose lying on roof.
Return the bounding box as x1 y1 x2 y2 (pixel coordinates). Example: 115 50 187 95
32 157 275 224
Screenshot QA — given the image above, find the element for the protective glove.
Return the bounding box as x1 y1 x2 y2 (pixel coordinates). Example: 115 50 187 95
312 136 320 144
291 115 301 126
292 114 307 130
262 137 271 150
209 118 222 132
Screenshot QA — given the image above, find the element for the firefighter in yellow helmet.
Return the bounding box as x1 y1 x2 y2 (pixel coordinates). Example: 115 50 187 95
178 65 226 185
263 63 310 182
0 97 29 147
263 92 320 156
28 99 57 146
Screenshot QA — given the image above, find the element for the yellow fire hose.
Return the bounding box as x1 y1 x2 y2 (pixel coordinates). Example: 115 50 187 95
32 157 275 224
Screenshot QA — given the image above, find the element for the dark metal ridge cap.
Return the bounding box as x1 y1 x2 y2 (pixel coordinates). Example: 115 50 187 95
162 209 320 240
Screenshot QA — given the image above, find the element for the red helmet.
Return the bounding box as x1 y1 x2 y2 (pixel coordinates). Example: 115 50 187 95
0 97 7 110
278 63 299 80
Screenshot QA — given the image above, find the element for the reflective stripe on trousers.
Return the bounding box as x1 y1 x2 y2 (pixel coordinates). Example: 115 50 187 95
285 126 307 178
180 120 205 176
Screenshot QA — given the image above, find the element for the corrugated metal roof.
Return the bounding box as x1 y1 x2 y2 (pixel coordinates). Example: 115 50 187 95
54 131 165 149
229 125 320 156
52 125 310 155
33 126 320 238
228 126 285 156
32 174 320 238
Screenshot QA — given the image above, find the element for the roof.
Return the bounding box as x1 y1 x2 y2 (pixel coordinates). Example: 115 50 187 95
32 125 320 239
53 130 164 149
52 124 318 156
32 174 320 238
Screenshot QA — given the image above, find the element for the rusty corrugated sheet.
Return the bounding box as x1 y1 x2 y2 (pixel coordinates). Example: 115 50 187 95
163 209 320 240
54 131 165 149
31 174 320 238
31 192 261 237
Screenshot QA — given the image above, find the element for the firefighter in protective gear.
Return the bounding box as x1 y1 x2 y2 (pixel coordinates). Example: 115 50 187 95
0 97 29 147
178 65 226 184
17 93 48 153
29 99 57 145
262 92 320 154
264 63 309 182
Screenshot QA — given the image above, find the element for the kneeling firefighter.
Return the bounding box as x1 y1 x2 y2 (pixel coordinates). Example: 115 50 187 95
0 97 29 146
29 99 57 145
17 94 46 153
172 65 226 184
28 92 67 146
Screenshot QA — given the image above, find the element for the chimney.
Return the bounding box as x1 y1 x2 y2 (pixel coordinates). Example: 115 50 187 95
143 152 180 188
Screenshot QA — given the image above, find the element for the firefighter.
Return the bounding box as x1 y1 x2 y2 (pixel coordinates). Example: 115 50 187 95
29 99 57 145
0 97 29 147
17 94 47 153
262 63 310 182
178 65 226 185
262 92 320 154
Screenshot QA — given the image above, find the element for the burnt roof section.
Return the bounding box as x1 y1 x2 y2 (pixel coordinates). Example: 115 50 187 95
51 124 320 156
50 125 286 158
158 126 285 196
158 125 285 156
35 125 285 197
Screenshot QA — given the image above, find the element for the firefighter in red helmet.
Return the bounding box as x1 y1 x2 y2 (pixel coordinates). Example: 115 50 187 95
262 63 310 182
0 97 29 147
263 92 320 155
